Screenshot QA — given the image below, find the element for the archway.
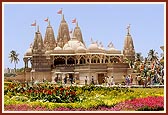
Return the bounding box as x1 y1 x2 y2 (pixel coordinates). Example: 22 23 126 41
80 57 85 64
67 58 75 64
54 58 65 66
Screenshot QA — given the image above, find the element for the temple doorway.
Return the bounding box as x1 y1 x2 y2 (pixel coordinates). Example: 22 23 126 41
98 73 105 85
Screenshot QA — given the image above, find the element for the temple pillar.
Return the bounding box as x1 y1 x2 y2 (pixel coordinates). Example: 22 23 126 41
65 56 67 64
23 58 28 68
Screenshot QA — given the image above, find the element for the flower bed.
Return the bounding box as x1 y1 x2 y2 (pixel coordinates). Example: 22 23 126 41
4 96 164 111
4 82 79 103
4 82 164 111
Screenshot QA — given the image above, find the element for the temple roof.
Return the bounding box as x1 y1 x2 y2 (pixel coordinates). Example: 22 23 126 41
57 14 70 48
32 26 45 52
73 22 85 45
44 21 56 51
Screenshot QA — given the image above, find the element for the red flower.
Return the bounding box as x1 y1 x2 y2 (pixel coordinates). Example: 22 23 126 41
55 87 59 90
60 88 65 92
66 92 69 96
47 90 52 95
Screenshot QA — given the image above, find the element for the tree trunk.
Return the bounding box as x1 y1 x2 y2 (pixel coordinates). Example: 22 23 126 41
14 62 16 73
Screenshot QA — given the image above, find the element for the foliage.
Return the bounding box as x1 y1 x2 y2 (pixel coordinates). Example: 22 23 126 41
147 49 158 62
16 68 25 72
4 73 16 77
8 50 19 71
4 82 79 103
135 52 143 62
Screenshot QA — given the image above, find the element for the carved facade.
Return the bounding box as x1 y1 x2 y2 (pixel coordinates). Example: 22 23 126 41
24 15 135 85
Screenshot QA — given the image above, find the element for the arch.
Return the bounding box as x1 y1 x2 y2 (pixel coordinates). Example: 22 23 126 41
110 57 120 63
67 58 75 64
91 56 100 63
105 59 108 63
80 57 85 64
54 58 65 66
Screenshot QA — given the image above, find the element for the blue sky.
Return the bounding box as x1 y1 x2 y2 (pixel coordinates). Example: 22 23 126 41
3 3 165 69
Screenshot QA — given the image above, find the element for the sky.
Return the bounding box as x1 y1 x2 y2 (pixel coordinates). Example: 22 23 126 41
3 3 165 69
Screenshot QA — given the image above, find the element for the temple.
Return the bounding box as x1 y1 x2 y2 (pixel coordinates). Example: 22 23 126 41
23 15 135 85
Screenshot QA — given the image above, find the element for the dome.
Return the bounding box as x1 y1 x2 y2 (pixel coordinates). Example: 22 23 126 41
98 44 105 50
76 46 86 51
108 47 117 51
63 37 85 50
76 45 86 53
64 46 73 50
26 48 32 55
88 43 99 50
54 46 62 50
25 43 33 55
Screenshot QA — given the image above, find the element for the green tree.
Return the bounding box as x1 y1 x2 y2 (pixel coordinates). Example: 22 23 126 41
135 52 143 62
147 49 158 62
8 50 19 72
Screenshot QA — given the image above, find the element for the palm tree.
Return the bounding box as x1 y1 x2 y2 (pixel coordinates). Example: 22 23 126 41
147 49 158 62
9 50 19 72
135 52 143 62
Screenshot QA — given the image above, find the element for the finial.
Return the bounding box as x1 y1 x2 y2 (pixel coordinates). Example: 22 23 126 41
127 24 131 35
90 37 94 44
76 21 78 27
48 20 50 26
62 14 65 22
37 25 39 32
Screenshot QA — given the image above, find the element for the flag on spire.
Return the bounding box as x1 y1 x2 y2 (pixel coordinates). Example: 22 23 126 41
44 17 48 22
108 42 112 48
57 8 62 14
72 18 76 24
31 21 36 26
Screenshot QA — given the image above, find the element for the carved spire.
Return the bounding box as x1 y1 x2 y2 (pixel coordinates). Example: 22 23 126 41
32 26 45 53
44 21 56 51
57 14 70 48
123 24 135 61
73 21 85 46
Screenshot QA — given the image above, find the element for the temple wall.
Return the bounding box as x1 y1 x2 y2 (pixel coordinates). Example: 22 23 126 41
25 71 52 82
79 72 98 85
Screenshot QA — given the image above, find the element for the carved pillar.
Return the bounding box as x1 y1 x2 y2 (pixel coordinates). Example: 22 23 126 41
30 58 33 68
76 55 80 64
108 56 110 64
65 56 67 65
23 58 28 68
89 55 92 64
